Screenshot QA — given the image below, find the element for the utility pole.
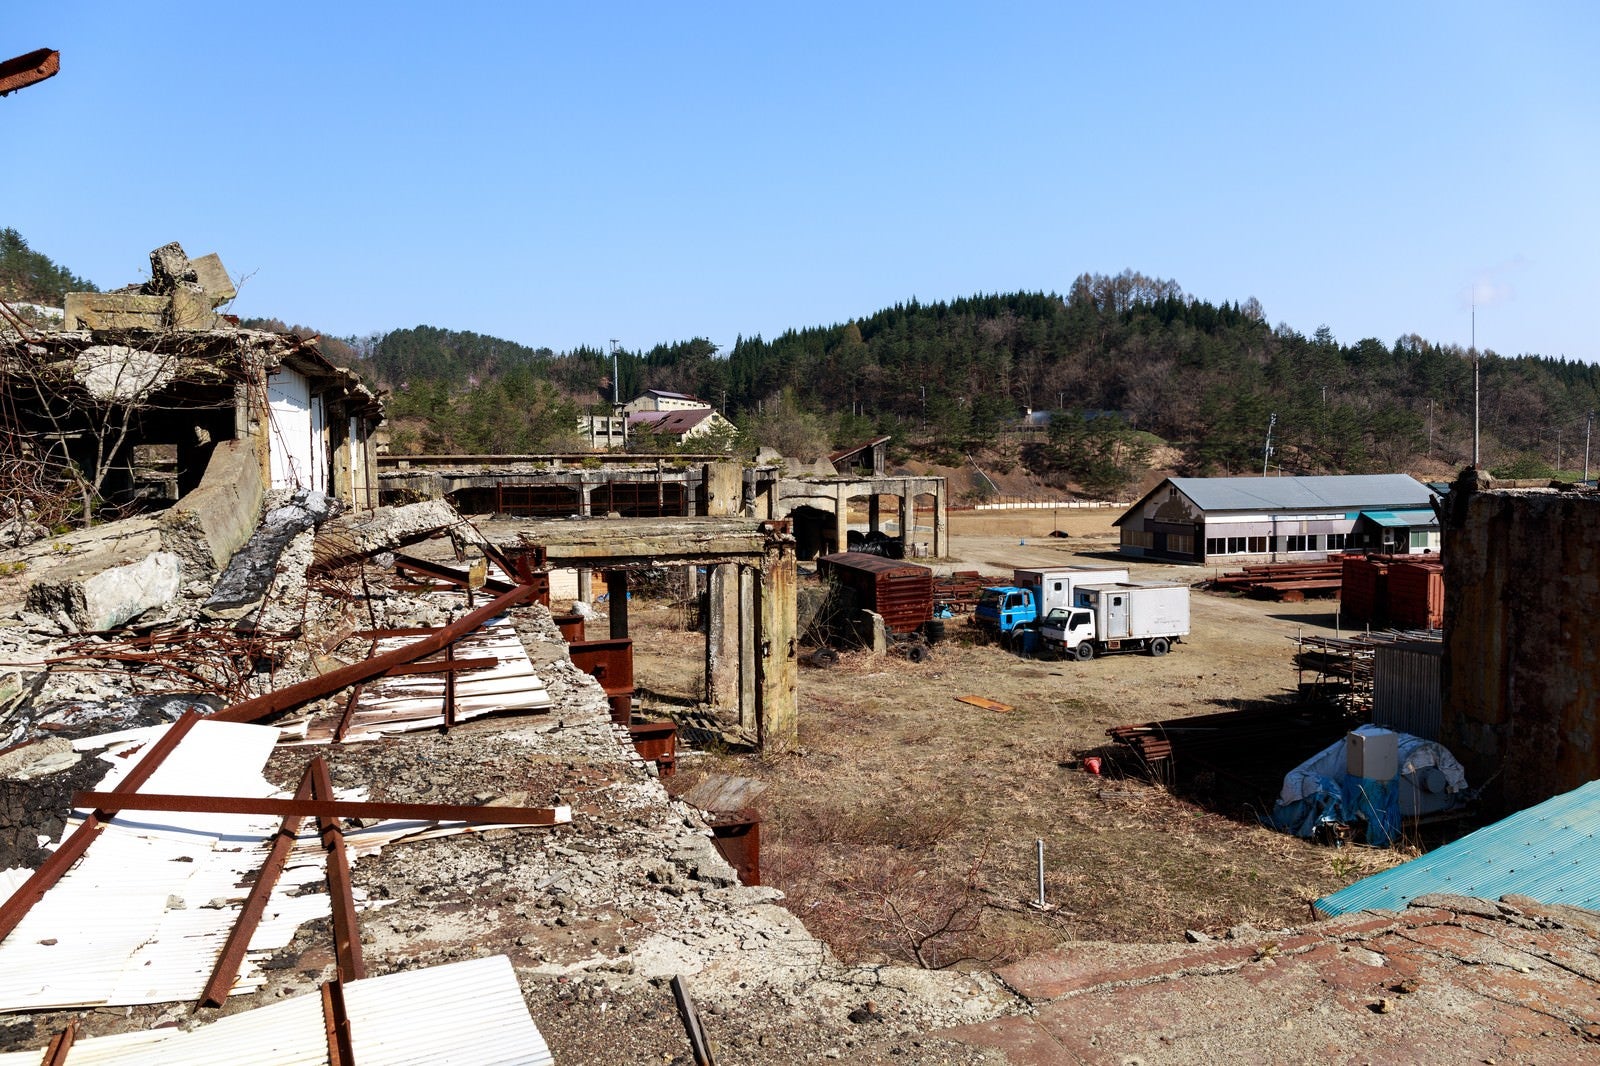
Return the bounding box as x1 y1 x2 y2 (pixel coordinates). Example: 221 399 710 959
1263 412 1277 478
1585 411 1594 483
609 339 621 409
1471 300 1480 467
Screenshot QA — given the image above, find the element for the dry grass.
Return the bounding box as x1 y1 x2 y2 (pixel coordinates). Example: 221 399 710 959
630 526 1418 970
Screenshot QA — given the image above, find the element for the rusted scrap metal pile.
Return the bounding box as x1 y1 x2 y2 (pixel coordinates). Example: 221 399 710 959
1293 628 1443 714
932 570 1006 613
1106 703 1360 802
1202 558 1345 601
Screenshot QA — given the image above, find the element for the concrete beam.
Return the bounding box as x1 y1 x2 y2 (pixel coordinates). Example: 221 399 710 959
518 517 784 568
159 439 264 575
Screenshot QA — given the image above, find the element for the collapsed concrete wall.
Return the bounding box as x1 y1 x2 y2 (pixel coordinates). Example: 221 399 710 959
1441 477 1600 813
159 438 265 575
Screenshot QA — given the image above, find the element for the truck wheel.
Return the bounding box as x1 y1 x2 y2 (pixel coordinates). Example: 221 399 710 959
1073 642 1095 661
903 642 929 663
1149 637 1170 656
809 648 839 668
1008 629 1030 656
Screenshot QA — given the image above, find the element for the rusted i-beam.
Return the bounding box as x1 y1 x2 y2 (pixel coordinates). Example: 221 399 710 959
70 792 572 825
0 48 59 96
0 710 203 945
200 767 315 1008
322 979 354 1066
40 1019 75 1066
213 583 540 724
394 553 517 595
310 756 364 982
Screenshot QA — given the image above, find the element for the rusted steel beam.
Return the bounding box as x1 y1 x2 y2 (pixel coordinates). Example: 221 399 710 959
40 1019 75 1066
200 768 315 1008
70 792 572 826
0 49 59 96
322 980 354 1066
309 756 364 982
381 656 498 677
394 553 517 595
443 641 457 729
213 583 539 723
332 682 364 744
0 710 203 945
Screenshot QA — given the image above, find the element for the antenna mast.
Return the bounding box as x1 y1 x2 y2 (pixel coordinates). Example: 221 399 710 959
1263 412 1277 477
609 339 621 408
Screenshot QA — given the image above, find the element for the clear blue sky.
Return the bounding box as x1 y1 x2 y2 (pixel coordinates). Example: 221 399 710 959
7 3 1598 361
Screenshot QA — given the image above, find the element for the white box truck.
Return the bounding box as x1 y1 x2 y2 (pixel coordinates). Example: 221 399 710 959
1037 581 1191 660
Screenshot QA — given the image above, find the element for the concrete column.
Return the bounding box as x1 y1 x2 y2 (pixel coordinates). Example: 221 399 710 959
933 483 949 559
705 563 740 711
577 568 591 603
756 540 798 750
606 570 629 639
900 493 916 552
868 493 880 535
684 563 700 600
578 484 593 517
738 566 757 730
834 485 850 554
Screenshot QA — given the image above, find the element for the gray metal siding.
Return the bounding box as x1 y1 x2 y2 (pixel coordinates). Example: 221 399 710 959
1373 644 1443 740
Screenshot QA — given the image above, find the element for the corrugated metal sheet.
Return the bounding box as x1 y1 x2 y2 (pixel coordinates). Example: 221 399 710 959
1315 779 1600 917
1168 474 1434 514
1372 643 1442 740
816 552 934 635
0 721 333 1012
1360 509 1440 528
311 619 552 742
0 956 552 1065
1388 561 1444 629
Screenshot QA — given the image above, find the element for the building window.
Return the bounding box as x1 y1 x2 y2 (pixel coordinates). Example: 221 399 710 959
1122 529 1155 549
1286 534 1308 552
1326 533 1347 551
1168 533 1194 555
1206 537 1225 555
1247 536 1267 553
1410 529 1439 550
1308 534 1321 550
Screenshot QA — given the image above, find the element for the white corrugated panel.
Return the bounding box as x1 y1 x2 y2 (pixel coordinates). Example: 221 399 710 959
0 956 552 1065
342 956 553 1066
0 721 330 1011
329 620 553 742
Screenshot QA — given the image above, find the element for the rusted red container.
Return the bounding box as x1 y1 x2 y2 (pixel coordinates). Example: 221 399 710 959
552 610 585 643
628 721 676 776
708 809 761 885
816 551 934 636
1341 555 1389 625
1388 560 1444 630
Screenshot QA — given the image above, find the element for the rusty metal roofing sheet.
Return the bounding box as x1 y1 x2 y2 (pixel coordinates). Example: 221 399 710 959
1315 779 1600 917
0 956 551 1065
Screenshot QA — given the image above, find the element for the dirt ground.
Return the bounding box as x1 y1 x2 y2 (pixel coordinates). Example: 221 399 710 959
623 507 1409 972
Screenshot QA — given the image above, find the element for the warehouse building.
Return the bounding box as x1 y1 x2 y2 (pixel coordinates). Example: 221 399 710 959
1116 474 1438 565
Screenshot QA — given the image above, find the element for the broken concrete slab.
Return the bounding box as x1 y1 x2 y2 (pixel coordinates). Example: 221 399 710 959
62 291 168 331
189 253 236 305
159 439 266 576
73 344 177 402
26 550 181 632
312 500 478 573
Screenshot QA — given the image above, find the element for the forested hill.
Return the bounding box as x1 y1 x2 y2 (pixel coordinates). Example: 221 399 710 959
9 223 1598 480
344 274 1600 480
0 228 96 304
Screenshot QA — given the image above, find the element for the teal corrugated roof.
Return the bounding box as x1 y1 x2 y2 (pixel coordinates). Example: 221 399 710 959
1361 509 1439 528
1314 780 1600 917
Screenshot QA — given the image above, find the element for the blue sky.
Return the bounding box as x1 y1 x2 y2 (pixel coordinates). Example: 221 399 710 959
7 3 1598 361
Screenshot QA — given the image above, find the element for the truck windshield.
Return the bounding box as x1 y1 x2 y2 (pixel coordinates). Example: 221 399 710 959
977 590 1001 610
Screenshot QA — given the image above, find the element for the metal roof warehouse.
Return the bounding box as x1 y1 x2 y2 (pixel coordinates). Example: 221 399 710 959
1116 474 1439 565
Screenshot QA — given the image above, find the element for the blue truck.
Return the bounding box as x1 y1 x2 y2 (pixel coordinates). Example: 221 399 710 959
973 566 1130 650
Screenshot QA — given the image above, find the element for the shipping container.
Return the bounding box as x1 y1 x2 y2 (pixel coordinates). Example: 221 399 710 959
1388 560 1444 630
816 551 935 637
